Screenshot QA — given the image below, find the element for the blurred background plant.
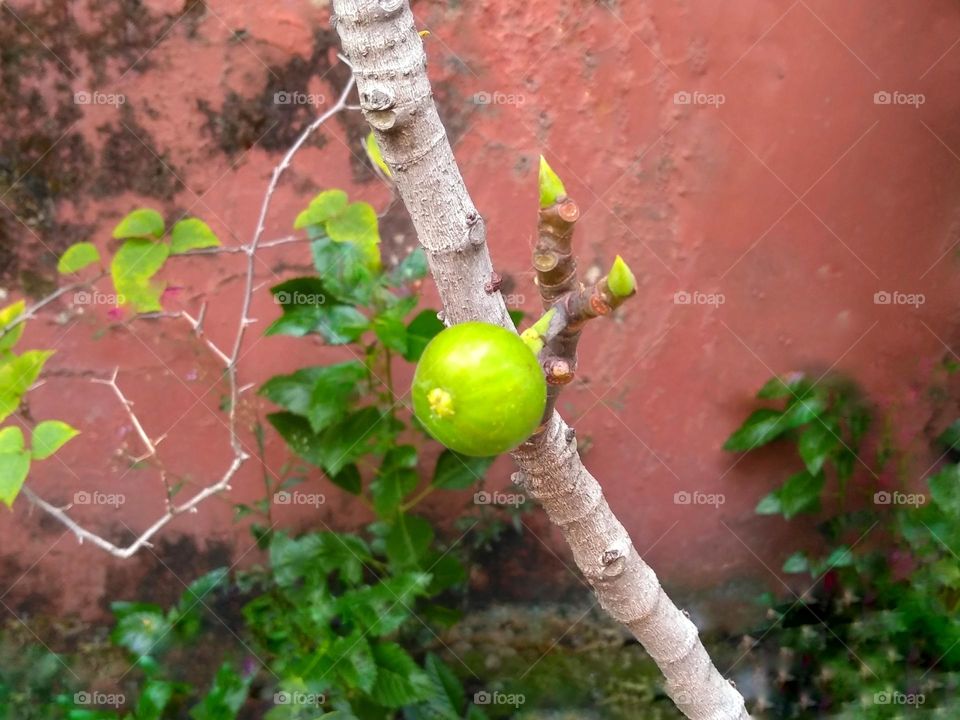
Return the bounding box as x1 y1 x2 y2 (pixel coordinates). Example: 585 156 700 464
724 372 960 718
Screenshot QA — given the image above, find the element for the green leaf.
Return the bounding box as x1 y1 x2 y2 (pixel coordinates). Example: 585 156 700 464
0 300 26 352
0 443 30 508
606 255 636 298
388 247 428 286
374 311 408 354
365 131 392 177
385 514 435 570
370 446 419 517
508 309 525 327
755 492 782 515
756 374 811 399
170 218 221 254
432 450 495 490
294 189 349 230
57 242 101 274
325 201 381 269
189 662 251 720
426 554 467 594
766 471 825 520
938 420 960 452
259 362 365 432
268 408 384 476
368 643 433 708
723 408 787 451
266 278 369 344
330 463 362 495
330 632 379 693
783 394 826 425
725 396 825 453
111 239 170 313
414 654 465 720
538 155 567 208
110 608 173 656
0 350 54 422
797 422 838 475
136 679 176 720
403 310 444 362
930 464 960 517
31 420 79 460
311 236 376 305
177 567 228 616
823 545 853 569
782 551 809 574
113 208 165 239
0 426 24 453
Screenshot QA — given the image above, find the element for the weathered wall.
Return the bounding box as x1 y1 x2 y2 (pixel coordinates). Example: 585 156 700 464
2 0 960 620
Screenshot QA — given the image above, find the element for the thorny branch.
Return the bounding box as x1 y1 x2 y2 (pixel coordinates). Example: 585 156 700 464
20 73 357 559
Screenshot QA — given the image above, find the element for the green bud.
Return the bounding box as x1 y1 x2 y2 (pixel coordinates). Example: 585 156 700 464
607 255 636 298
538 156 567 208
520 307 556 355
365 131 392 178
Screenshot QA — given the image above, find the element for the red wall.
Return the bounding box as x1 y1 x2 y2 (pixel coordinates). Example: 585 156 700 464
3 0 960 618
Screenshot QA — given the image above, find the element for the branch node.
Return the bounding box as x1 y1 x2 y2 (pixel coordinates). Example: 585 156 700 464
484 271 502 294
558 199 580 223
533 251 559 273
544 357 574 385
589 293 613 316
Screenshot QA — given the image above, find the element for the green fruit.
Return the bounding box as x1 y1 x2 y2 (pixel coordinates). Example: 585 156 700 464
412 321 547 456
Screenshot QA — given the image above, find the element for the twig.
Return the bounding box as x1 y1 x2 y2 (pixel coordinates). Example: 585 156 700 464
0 272 108 336
91 367 160 462
22 74 357 557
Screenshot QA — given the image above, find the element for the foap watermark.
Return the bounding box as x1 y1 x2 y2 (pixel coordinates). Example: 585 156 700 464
74 691 125 708
674 90 725 108
474 490 525 507
502 293 525 306
674 490 725 508
874 490 926 508
674 290 725 307
74 491 125 508
473 91 526 106
473 691 526 709
74 291 125 306
874 90 925 108
273 90 326 106
74 90 125 107
274 490 326 508
274 691 326 707
874 690 925 706
874 291 924 308
274 290 325 305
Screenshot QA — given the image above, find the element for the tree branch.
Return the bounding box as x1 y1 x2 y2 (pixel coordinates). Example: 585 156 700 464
332 3 749 718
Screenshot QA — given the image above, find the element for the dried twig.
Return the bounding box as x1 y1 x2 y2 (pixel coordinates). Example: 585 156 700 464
21 74 357 558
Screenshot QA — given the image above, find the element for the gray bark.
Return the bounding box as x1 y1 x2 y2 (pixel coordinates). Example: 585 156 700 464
333 2 751 718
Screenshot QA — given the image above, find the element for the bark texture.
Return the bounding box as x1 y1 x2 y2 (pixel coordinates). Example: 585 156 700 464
333 2 750 718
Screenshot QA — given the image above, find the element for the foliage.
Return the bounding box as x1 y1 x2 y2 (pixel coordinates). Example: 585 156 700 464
0 301 78 507
726 373 960 718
